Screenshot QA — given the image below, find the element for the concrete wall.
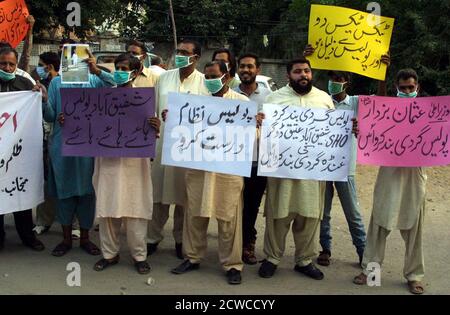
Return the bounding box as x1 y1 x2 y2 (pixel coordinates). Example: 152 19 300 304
16 39 289 87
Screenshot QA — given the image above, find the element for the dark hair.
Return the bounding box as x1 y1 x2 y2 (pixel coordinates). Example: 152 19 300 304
396 68 418 84
150 54 163 65
286 57 311 73
204 60 228 75
126 39 148 54
327 70 351 82
0 47 18 60
0 41 12 49
238 52 260 68
180 39 202 56
212 48 236 77
114 53 142 71
39 51 60 72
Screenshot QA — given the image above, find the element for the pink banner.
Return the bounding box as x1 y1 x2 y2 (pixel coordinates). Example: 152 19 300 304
357 95 450 166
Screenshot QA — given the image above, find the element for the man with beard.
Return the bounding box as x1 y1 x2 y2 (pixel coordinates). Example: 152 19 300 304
258 57 333 280
233 53 270 265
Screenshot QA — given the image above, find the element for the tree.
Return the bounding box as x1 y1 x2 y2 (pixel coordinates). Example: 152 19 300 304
28 0 135 38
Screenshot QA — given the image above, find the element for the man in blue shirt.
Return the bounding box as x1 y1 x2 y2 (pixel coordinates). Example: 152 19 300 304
43 48 115 257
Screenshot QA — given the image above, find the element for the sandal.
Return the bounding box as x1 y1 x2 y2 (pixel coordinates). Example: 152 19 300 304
317 250 331 266
80 240 101 256
94 256 120 271
51 242 72 257
408 281 425 295
134 260 151 275
353 273 367 285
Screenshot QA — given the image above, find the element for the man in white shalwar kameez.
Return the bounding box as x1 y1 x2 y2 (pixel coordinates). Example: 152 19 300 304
93 53 160 274
147 40 209 259
354 69 427 295
171 61 249 285
258 58 334 280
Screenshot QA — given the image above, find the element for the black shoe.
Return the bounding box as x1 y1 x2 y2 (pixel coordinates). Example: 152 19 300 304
23 238 45 251
294 263 324 280
171 259 200 274
175 242 183 259
226 268 242 285
258 259 277 278
146 243 158 256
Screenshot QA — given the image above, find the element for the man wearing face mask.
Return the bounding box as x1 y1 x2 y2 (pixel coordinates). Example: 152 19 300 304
0 42 35 85
43 48 115 257
126 40 161 87
33 51 61 235
36 52 60 89
354 69 427 295
93 53 160 274
258 57 334 280
171 61 249 285
0 47 45 252
147 39 209 259
212 48 240 89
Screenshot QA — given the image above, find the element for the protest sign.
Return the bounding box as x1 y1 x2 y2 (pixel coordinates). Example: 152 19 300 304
61 87 157 158
307 4 394 80
357 95 450 166
258 103 353 181
0 0 29 48
161 92 257 177
0 91 44 215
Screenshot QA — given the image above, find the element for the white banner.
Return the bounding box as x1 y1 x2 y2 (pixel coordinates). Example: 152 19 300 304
0 91 44 215
162 92 257 177
258 103 353 181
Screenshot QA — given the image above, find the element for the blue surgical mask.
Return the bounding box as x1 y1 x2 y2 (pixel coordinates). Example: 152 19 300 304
36 66 49 80
397 89 418 98
113 70 134 86
0 69 16 81
205 75 225 94
328 80 346 95
175 55 194 68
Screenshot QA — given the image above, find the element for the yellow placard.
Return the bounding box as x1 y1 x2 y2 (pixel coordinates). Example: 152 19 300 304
307 4 394 80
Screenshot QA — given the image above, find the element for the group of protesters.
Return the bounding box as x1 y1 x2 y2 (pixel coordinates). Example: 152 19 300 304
0 15 428 295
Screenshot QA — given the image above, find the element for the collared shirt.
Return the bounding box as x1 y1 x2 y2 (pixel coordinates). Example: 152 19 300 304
332 95 359 176
234 82 271 111
16 68 36 85
134 67 160 88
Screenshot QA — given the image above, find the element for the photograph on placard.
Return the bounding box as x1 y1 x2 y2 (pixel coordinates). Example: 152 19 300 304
60 44 90 84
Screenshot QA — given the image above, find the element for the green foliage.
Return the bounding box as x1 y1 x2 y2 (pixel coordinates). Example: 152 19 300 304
28 0 449 95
